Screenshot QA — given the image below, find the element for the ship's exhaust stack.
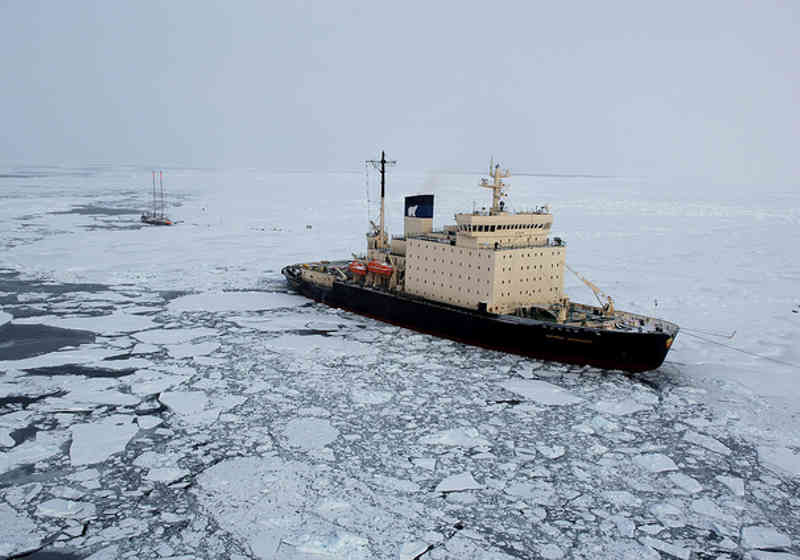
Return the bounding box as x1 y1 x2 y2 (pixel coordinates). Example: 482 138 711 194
404 195 434 236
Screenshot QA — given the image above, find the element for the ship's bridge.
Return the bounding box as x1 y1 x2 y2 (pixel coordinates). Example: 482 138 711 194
453 211 553 249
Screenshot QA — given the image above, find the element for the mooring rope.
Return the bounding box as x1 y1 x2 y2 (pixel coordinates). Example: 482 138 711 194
680 330 800 370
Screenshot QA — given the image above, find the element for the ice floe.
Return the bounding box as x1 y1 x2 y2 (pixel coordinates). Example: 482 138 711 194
742 525 792 550
0 309 11 327
133 327 217 345
167 290 307 313
499 379 583 405
14 309 156 335
757 445 800 478
36 497 97 519
419 427 490 448
69 414 139 466
0 503 44 558
592 399 650 416
633 453 678 473
435 471 482 493
683 430 731 455
283 417 339 449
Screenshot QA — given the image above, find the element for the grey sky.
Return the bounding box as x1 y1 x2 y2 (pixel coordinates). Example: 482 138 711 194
2 1 798 182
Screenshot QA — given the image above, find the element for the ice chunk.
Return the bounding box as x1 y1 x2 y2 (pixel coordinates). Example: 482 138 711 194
537 444 566 459
602 490 641 508
668 472 702 494
683 431 731 455
167 290 307 313
168 341 219 359
690 497 736 523
634 453 678 473
435 471 482 493
159 390 208 415
69 414 139 466
146 467 190 484
499 379 583 406
283 417 339 449
640 537 691 560
15 310 155 336
650 502 686 528
716 475 745 496
133 327 217 345
742 526 792 550
0 503 44 557
36 498 96 519
537 543 565 559
750 552 800 560
399 541 432 560
0 310 11 327
135 416 163 430
593 399 649 416
757 446 800 478
350 388 392 405
84 545 120 560
0 430 70 474
0 428 13 447
419 427 490 448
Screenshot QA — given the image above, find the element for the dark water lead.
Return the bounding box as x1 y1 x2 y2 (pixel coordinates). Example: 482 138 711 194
0 324 95 360
23 364 136 378
49 205 141 216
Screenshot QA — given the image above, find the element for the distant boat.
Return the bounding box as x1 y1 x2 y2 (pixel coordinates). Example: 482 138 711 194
141 170 173 226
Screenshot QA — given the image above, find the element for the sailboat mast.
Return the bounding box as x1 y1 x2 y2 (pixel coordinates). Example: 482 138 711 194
159 171 164 219
152 171 156 216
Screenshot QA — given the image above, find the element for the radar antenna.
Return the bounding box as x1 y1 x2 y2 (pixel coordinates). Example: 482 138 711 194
480 159 510 215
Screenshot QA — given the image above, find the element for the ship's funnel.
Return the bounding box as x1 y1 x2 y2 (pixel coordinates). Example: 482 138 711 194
404 194 434 236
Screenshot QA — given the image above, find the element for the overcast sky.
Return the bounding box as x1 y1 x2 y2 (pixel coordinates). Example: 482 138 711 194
2 1 798 182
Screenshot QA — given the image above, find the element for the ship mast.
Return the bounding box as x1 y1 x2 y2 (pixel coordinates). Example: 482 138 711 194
366 151 396 250
480 160 511 215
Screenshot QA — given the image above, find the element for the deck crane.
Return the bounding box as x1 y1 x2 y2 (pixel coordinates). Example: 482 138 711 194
565 264 616 317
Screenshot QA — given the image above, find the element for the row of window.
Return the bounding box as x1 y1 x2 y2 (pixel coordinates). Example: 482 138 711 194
458 223 550 232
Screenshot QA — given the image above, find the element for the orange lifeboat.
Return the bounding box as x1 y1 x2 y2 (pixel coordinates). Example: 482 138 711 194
367 261 393 277
349 261 367 276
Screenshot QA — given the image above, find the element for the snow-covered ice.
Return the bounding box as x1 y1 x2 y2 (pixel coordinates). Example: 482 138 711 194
499 378 583 405
69 414 139 465
2 167 799 558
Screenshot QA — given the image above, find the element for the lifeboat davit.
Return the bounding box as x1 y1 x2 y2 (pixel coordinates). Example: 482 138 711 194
367 261 393 277
349 261 367 276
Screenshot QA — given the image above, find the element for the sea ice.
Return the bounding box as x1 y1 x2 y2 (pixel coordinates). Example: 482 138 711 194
419 427 490 448
435 471 482 493
757 446 800 478
499 379 583 406
593 399 649 416
0 503 44 558
146 467 191 484
683 430 731 455
167 290 307 313
167 340 219 359
668 472 702 494
133 327 217 345
36 498 96 519
0 309 11 327
350 387 393 405
639 537 691 560
69 414 139 465
14 310 155 336
716 475 745 496
283 417 339 449
742 526 792 550
633 453 678 473
0 430 70 474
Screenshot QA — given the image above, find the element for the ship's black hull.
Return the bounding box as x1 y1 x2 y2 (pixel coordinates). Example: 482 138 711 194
282 267 675 373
